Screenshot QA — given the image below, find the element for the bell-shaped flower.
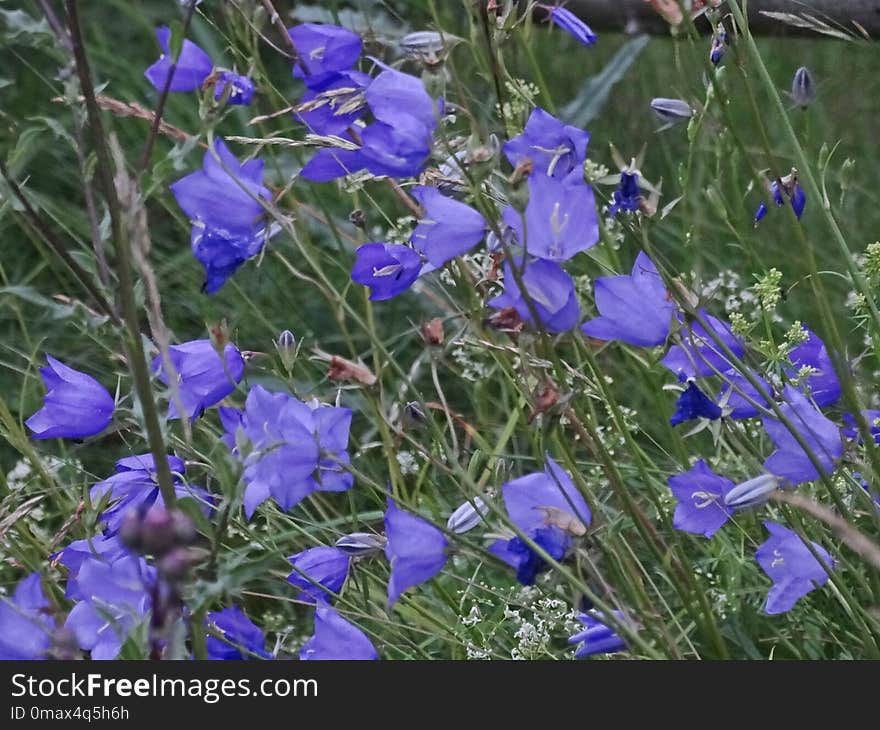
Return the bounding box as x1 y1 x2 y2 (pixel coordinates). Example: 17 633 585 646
213 71 254 106
762 386 842 485
287 23 362 87
667 460 734 538
351 242 422 301
569 611 628 658
787 326 841 407
581 251 675 347
717 369 772 419
206 606 271 660
409 186 486 267
755 521 833 614
661 311 744 378
286 546 351 604
670 381 722 426
144 26 212 93
0 573 53 660
549 6 598 47
503 107 590 179
488 257 579 333
190 221 269 295
294 70 371 136
300 604 378 660
384 498 449 605
152 339 245 421
26 355 114 440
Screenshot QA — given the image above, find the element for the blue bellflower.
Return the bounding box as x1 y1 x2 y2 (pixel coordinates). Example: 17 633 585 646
755 521 833 614
384 498 449 605
609 172 641 216
762 385 843 485
490 456 591 585
667 460 735 538
350 242 423 301
670 381 723 426
549 6 598 47
488 257 579 333
220 385 352 518
294 70 371 136
843 410 880 443
569 611 628 658
206 606 271 660
26 355 114 440
787 326 841 407
755 171 806 224
288 23 363 87
56 534 128 600
286 546 351 604
190 222 268 294
580 251 675 347
144 26 212 93
662 311 744 379
717 369 772 419
214 71 255 106
152 339 245 421
409 186 486 267
0 573 53 660
300 604 378 660
503 107 590 179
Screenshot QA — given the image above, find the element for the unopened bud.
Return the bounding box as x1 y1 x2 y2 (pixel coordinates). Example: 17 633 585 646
334 532 387 556
650 98 693 125
276 329 297 370
446 497 488 534
724 473 781 509
156 546 196 581
791 67 815 108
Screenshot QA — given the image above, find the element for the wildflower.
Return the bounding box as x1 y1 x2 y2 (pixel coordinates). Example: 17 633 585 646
723 473 782 510
65 555 155 660
144 26 212 93
502 107 591 179
787 326 841 407
754 169 806 224
717 369 772 419
0 574 53 660
294 70 371 136
300 604 378 660
709 24 727 65
842 410 880 443
670 381 722 426
667 460 734 538
609 172 641 216
490 456 590 585
446 497 489 534
55 534 128 600
384 498 449 605
580 251 675 347
569 611 627 658
547 6 598 48
91 453 212 535
206 607 271 660
26 356 114 440
409 186 486 267
762 386 843 485
287 23 362 87
505 172 599 261
791 67 815 108
488 257 579 333
213 70 255 106
286 547 351 604
350 242 423 301
755 521 833 614
661 311 744 379
190 222 269 295
170 139 270 236
221 385 352 517
152 339 245 421
650 98 693 126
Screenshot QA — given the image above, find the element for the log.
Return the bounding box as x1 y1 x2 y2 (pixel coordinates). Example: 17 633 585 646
561 1 880 38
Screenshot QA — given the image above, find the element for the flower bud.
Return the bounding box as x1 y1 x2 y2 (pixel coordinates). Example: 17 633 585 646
399 31 460 66
156 546 196 581
650 98 693 125
446 497 488 534
276 329 297 371
334 532 387 556
791 66 815 108
139 507 178 556
724 473 781 510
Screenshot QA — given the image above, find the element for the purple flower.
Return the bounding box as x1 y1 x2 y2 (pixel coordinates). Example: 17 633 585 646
26 355 114 440
670 381 723 426
152 339 245 421
609 172 641 216
287 24 362 87
661 311 744 378
206 606 270 660
294 70 370 136
56 534 128 600
843 410 880 443
90 453 212 535
755 521 833 614
144 26 212 93
580 251 675 347
300 604 377 660
667 460 734 538
787 327 841 407
762 386 843 485
409 186 486 267
220 385 352 518
505 172 599 261
191 222 268 294
755 176 806 224
723 473 781 510
488 257 579 333
569 611 627 658
503 107 590 179
170 139 269 236
350 242 423 301
65 555 154 660
384 498 449 605
717 369 772 419
214 71 255 106
0 574 53 660
549 6 598 47
490 456 591 584
286 547 351 604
